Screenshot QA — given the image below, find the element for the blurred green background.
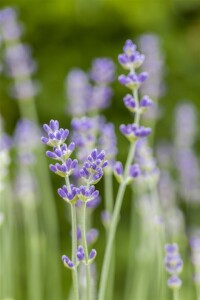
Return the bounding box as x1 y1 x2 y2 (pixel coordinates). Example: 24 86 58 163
0 0 200 299
0 0 200 136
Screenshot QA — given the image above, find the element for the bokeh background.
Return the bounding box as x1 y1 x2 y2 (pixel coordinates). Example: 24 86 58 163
0 0 200 299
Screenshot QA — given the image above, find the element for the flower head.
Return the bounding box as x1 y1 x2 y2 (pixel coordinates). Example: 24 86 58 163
41 120 69 147
79 149 108 184
90 58 115 84
58 184 78 204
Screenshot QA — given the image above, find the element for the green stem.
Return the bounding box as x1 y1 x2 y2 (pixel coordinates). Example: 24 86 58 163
65 177 79 300
80 202 91 300
23 203 42 300
71 204 79 300
173 289 179 300
104 172 115 300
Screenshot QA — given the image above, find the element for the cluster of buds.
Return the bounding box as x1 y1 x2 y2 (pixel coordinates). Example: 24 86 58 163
41 120 108 206
113 161 140 184
164 243 183 289
118 40 152 142
66 58 115 116
62 247 97 270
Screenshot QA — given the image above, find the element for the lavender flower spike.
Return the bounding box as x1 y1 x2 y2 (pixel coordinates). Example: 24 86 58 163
164 243 183 290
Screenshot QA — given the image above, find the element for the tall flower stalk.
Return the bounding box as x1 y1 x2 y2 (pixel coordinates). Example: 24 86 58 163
98 40 152 300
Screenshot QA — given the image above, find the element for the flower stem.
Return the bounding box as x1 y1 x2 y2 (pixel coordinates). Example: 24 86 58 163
70 204 79 300
104 171 115 300
65 177 79 300
80 202 91 300
173 289 179 300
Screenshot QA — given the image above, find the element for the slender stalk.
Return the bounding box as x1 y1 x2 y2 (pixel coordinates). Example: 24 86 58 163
104 171 115 300
65 177 79 300
23 203 42 300
71 204 79 300
80 202 91 300
173 289 179 300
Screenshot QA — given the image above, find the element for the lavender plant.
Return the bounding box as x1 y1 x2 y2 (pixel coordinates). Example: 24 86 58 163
164 243 183 300
41 120 108 300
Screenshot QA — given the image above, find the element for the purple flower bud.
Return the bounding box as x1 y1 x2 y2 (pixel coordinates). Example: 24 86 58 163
76 227 82 241
62 255 74 269
89 249 97 260
123 40 136 56
167 275 182 289
129 164 140 178
101 210 112 229
165 243 179 256
113 161 124 183
86 229 99 245
123 94 137 112
80 149 107 184
76 185 99 203
77 246 85 261
58 184 77 203
90 58 115 84
41 120 69 147
140 95 153 108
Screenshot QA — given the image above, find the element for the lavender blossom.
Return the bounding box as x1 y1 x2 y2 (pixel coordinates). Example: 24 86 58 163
164 243 183 290
0 8 22 41
79 149 108 184
77 246 85 262
0 8 39 101
101 210 112 229
113 161 124 183
118 73 148 90
120 124 151 142
76 185 99 203
71 116 101 162
90 58 115 84
65 69 91 116
14 119 40 165
50 158 78 177
118 39 145 70
58 184 78 204
66 58 115 115
98 122 117 167
62 255 74 269
135 138 159 187
41 120 69 147
174 103 200 203
86 229 99 245
139 34 165 120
